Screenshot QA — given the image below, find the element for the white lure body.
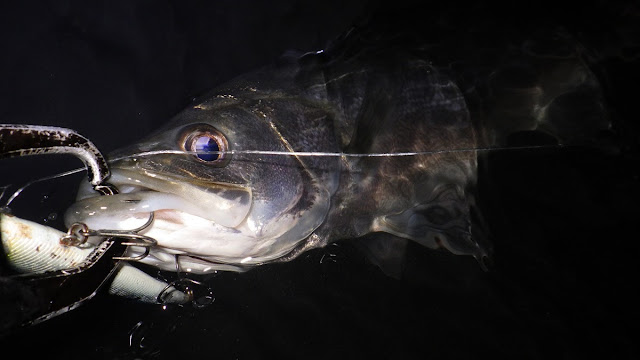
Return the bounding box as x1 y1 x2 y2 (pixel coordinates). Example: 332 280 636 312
0 213 188 304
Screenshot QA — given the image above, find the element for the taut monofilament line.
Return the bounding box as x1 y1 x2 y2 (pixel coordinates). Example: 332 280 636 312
1 144 566 208
108 144 566 162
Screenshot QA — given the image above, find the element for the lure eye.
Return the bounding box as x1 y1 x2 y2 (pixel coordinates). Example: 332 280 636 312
180 124 229 164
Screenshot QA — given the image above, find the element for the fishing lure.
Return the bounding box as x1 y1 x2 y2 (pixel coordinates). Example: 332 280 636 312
0 125 191 328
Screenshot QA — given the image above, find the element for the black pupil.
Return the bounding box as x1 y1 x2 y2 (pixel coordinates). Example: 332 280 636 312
193 135 220 161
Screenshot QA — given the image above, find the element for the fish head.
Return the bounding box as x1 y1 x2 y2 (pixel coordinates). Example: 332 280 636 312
65 73 341 273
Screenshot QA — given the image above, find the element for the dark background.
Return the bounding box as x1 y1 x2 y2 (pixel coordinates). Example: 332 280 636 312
1 1 639 359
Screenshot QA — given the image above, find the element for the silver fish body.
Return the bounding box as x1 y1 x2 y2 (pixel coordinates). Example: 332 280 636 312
64 28 609 275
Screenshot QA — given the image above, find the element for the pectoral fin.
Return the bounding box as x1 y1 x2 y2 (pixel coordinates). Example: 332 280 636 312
372 185 490 269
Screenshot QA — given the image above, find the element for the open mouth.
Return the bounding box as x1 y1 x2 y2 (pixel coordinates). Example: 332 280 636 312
63 167 322 270
62 168 268 269
65 168 253 231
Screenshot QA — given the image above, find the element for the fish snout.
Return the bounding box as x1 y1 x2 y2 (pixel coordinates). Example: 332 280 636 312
66 168 253 231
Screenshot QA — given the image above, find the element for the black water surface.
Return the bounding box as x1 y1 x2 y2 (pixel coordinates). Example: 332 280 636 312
1 1 638 359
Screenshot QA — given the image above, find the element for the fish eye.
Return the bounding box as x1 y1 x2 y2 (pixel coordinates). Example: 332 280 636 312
180 124 229 164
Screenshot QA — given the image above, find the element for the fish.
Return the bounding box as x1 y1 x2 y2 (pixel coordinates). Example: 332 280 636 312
62 23 610 277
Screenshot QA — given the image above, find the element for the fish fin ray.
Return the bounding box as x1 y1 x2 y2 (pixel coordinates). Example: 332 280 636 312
373 185 490 268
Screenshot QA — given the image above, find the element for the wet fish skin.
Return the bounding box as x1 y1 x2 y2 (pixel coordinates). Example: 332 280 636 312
64 25 609 275
62 47 484 274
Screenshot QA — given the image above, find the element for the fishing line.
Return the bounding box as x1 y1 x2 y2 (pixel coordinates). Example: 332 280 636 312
109 144 566 162
3 143 564 207
2 167 85 208
0 185 11 209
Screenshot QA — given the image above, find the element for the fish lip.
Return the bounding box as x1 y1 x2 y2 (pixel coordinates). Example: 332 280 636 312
107 165 250 195
69 167 253 229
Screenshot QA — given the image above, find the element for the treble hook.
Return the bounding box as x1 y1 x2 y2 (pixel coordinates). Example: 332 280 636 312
60 212 157 261
156 254 214 307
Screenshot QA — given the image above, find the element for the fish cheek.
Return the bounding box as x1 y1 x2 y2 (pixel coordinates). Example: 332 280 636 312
253 162 304 205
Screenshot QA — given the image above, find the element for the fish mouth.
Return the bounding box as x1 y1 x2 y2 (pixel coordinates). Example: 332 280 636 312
64 166 327 272
65 168 253 232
